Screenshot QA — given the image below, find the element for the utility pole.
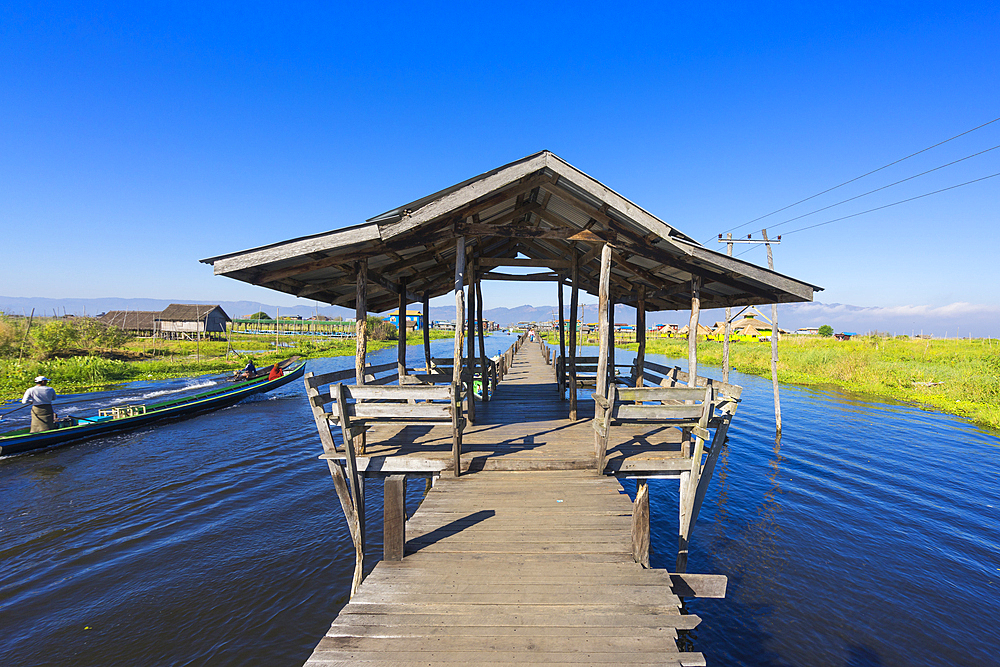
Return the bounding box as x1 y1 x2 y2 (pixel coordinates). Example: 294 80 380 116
722 234 733 384
762 229 781 435
719 230 782 435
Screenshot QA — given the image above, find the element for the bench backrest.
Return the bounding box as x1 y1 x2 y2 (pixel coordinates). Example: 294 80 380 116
333 383 455 423
610 385 714 422
631 358 743 401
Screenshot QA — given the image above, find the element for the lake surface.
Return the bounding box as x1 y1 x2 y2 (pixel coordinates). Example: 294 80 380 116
2 336 998 666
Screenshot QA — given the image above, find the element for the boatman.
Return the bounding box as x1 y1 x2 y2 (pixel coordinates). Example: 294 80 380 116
22 376 56 433
235 358 256 381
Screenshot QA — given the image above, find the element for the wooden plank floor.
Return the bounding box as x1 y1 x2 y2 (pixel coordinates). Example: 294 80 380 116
352 344 689 475
304 470 704 666
304 344 708 666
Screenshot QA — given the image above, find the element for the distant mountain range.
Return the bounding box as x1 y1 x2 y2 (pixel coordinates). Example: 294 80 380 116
2 296 995 337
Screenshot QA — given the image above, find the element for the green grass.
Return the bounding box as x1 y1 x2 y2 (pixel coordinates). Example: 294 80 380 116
0 329 458 403
627 335 1000 431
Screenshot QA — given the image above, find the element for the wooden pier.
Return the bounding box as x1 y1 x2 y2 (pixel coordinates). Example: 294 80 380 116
304 343 724 666
202 150 819 665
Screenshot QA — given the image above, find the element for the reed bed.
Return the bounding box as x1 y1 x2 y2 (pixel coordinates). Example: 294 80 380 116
634 335 1000 431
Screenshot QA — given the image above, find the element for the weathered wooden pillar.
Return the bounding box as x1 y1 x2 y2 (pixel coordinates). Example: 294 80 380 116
355 259 368 455
635 285 646 388
594 244 612 467
422 293 432 373
568 250 579 420
333 383 366 596
465 257 476 424
383 475 406 561
397 278 407 378
355 260 368 386
476 278 488 401
632 479 650 567
677 472 691 573
722 234 733 385
452 238 466 476
688 276 701 387
558 277 566 400
607 294 615 392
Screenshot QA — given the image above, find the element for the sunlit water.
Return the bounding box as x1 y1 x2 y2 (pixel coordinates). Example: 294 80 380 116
1 337 997 666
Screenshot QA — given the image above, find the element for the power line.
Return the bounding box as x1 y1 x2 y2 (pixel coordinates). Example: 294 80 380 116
712 115 1000 241
733 171 1000 257
760 143 1000 232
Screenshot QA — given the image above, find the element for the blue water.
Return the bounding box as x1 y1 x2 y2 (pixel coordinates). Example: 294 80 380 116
1 337 997 666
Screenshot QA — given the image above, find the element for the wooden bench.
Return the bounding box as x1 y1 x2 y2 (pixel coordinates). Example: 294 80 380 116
329 383 464 476
594 366 742 570
303 366 466 595
592 385 715 474
554 355 634 397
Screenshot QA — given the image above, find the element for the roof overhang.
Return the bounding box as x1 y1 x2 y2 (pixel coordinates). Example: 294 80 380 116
201 151 821 312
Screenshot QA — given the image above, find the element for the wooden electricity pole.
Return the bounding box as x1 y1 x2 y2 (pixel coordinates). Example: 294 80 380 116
762 229 781 434
720 231 782 433
722 234 733 384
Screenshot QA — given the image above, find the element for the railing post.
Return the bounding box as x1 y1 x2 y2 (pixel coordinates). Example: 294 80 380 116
384 475 406 561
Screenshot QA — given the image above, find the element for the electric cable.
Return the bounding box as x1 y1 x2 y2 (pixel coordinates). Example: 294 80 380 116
733 171 1000 258
711 115 1000 242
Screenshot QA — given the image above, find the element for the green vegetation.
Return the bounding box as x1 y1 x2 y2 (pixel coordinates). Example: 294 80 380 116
818 324 834 337
628 335 1000 431
0 313 451 403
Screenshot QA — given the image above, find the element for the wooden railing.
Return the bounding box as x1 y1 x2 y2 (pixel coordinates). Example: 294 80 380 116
593 357 742 571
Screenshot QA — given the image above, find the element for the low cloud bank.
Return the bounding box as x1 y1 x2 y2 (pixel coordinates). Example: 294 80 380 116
691 302 1000 338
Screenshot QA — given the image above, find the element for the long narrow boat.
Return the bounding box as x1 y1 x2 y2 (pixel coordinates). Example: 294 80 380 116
0 359 306 456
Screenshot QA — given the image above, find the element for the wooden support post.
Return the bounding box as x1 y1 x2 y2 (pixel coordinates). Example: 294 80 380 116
635 285 646 388
558 278 566 400
476 277 488 401
422 293 432 373
677 385 713 573
397 277 407 378
763 229 781 435
569 250 579 420
632 479 650 567
687 276 701 387
466 257 476 424
452 238 466 476
594 244 612 468
334 383 366 595
355 260 368 386
677 470 692 574
608 294 615 392
722 234 733 385
326 460 365 596
383 475 406 561
355 260 368 454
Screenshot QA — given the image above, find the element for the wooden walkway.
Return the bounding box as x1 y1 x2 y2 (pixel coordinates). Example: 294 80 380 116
303 345 712 666
344 344 689 476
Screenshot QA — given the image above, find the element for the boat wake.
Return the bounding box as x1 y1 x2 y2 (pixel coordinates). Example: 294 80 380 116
123 380 218 402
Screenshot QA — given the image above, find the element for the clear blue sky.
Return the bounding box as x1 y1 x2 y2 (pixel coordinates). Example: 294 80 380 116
2 3 997 324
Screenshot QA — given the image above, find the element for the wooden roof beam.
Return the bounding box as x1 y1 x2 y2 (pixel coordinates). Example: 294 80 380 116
481 272 562 282
380 170 555 239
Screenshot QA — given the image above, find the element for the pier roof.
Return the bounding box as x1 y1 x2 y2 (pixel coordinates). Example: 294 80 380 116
201 151 821 312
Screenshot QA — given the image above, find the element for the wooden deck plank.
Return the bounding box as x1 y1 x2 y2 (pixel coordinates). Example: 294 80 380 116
303 344 712 667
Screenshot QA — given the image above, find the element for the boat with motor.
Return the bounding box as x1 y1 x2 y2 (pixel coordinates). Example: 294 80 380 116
0 358 306 456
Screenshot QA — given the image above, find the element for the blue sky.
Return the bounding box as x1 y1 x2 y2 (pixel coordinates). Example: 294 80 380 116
2 2 997 332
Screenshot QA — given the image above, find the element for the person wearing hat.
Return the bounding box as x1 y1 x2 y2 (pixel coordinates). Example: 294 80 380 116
21 376 57 433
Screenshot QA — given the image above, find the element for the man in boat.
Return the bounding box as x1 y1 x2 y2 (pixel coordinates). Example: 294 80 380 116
235 358 257 381
21 376 56 433
267 363 284 381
